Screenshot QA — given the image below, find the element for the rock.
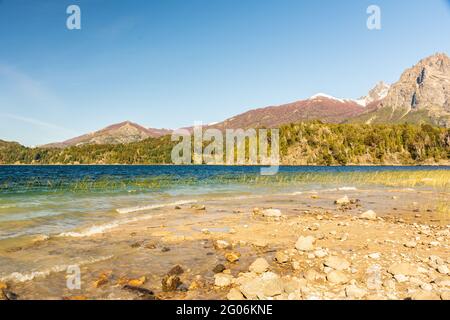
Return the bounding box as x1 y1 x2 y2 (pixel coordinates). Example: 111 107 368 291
213 264 226 274
214 273 234 287
282 277 306 293
262 209 282 218
93 272 109 288
441 292 450 300
162 275 182 292
0 282 7 290
174 205 182 210
252 239 269 248
295 236 316 251
404 241 417 248
314 249 328 258
227 288 245 300
127 276 147 287
304 269 321 281
437 265 449 275
239 278 264 300
420 283 433 291
262 278 283 297
249 258 270 274
345 285 367 298
168 265 184 276
394 274 409 283
327 270 349 284
191 204 206 211
123 285 156 300
1 289 18 300
214 240 231 250
324 256 350 271
62 295 88 300
388 263 419 276
411 291 441 300
275 251 290 263
201 228 210 234
360 210 377 220
368 253 381 260
334 196 350 205
225 252 240 263
161 247 170 252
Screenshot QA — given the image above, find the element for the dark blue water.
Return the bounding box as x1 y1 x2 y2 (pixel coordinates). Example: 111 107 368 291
1 165 449 195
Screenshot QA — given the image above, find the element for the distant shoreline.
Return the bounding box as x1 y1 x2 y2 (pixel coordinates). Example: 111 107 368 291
1 163 450 167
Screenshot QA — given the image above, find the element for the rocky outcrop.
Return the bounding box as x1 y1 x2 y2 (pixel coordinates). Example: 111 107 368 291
352 53 450 127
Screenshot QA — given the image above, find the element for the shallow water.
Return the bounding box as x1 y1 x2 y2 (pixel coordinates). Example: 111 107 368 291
0 165 449 293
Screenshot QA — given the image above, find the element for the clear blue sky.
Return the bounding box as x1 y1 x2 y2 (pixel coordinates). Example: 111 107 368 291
1 0 449 146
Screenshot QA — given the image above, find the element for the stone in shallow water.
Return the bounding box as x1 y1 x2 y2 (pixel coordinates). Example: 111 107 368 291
334 196 350 205
214 240 231 250
127 276 147 287
168 265 184 276
191 204 206 211
162 275 182 292
213 264 226 274
360 210 377 220
225 252 241 263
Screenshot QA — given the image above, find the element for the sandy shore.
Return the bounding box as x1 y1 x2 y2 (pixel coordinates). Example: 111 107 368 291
1 187 449 300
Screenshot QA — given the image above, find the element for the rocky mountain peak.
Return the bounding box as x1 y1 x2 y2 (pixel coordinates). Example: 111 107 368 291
356 81 391 106
370 53 450 126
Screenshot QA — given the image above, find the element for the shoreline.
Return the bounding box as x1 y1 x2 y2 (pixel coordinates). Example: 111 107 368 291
1 187 449 300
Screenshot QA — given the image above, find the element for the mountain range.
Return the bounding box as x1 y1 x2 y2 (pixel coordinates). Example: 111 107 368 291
39 52 450 148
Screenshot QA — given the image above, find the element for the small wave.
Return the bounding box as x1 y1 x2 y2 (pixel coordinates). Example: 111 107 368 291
0 204 17 209
338 187 358 191
0 255 113 283
116 200 197 214
58 223 119 238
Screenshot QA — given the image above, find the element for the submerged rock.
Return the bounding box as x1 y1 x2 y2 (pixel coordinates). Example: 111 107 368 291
127 276 147 287
191 204 206 211
213 264 226 274
225 252 240 263
123 285 156 300
214 240 231 250
162 275 182 292
168 265 184 276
